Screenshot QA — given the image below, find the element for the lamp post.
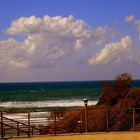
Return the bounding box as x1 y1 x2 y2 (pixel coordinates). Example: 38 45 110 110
83 98 88 133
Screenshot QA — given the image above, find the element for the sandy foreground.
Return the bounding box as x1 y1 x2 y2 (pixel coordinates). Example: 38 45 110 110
11 132 140 140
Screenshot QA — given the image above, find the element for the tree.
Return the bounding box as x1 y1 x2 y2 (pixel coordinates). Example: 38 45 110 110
113 73 132 94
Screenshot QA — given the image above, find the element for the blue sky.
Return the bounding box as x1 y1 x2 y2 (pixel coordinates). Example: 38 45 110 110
0 0 140 82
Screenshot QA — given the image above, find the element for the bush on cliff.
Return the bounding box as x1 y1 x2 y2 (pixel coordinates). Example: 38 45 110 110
46 73 140 133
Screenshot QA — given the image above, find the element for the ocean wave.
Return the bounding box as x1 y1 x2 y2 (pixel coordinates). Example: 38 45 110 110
0 100 98 108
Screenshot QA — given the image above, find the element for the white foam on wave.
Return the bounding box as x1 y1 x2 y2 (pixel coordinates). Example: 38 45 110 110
4 112 50 120
0 100 98 108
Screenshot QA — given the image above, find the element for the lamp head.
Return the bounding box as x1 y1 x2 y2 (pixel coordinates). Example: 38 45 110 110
83 98 88 105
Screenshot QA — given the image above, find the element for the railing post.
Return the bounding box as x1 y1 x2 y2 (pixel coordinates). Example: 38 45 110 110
28 111 31 137
54 113 57 135
1 111 4 139
106 113 109 132
133 108 135 131
85 104 88 132
17 122 20 136
31 126 34 136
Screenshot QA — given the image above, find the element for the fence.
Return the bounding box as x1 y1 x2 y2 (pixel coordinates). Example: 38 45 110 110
1 108 140 139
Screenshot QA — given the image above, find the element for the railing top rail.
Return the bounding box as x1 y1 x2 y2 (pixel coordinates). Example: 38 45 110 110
1 107 140 114
87 107 140 110
3 116 41 131
3 116 29 126
3 123 28 133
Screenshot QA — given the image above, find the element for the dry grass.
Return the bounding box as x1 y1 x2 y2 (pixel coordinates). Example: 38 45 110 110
11 132 140 140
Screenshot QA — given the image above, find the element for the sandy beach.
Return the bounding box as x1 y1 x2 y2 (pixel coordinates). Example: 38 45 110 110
11 132 140 140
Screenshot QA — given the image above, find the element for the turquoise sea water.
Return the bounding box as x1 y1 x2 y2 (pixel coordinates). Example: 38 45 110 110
0 80 140 108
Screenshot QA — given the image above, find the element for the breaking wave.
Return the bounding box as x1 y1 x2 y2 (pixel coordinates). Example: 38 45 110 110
0 100 98 108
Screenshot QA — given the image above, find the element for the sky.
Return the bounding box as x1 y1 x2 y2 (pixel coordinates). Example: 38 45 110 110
0 0 140 82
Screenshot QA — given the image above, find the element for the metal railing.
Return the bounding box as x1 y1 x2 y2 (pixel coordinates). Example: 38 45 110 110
1 108 140 139
0 110 50 139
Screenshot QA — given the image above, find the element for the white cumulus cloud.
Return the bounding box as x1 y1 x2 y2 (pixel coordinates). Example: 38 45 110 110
0 15 111 69
0 39 28 68
135 20 140 33
125 15 135 23
88 36 133 65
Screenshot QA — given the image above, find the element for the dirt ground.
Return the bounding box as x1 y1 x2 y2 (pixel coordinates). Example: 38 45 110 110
11 132 140 140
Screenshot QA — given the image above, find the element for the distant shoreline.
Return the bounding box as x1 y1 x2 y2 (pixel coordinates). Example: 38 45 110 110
1 79 140 84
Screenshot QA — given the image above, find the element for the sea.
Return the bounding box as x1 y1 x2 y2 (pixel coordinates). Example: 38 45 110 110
0 80 140 109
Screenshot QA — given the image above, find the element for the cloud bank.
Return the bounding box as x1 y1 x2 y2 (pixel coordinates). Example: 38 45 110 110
0 14 140 69
88 36 133 65
0 15 110 68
